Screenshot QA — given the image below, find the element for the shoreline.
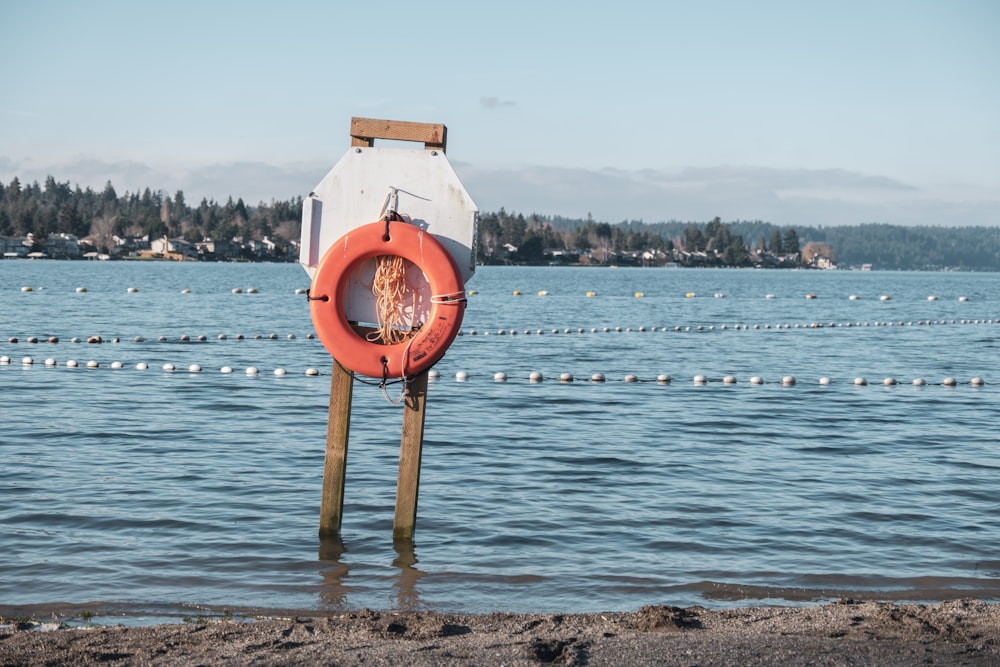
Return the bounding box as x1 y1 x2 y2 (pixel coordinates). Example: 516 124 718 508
3 600 998 666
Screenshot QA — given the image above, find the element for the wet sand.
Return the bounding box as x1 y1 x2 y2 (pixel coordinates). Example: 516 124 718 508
2 599 998 666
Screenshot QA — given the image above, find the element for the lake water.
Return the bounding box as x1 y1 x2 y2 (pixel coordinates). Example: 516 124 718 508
1 261 998 624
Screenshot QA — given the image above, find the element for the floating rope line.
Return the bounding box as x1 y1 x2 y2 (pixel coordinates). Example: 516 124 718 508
4 318 998 346
1 358 990 392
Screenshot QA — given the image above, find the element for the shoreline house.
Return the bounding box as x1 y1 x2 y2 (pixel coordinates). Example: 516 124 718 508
150 236 198 259
1 236 30 258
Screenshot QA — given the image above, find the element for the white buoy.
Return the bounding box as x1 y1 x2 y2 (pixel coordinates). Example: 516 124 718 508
21 356 33 365
66 359 78 368
247 287 259 294
428 369 440 381
927 295 938 301
181 288 191 294
493 371 507 382
87 360 99 368
849 295 860 300
274 368 286 376
537 290 548 296
971 377 984 386
880 295 891 301
71 337 81 343
623 374 638 383
559 372 573 383
912 378 925 386
765 294 775 299
189 364 202 373
295 288 307 294
246 366 259 376
136 362 148 370
818 377 831 385
782 376 796 386
127 287 139 293
111 361 123 369
591 373 605 382
529 371 544 383
163 363 175 372
749 376 763 385
305 368 320 376
723 375 737 384
76 287 87 293
287 334 296 340
958 296 969 302
714 292 725 298
883 377 897 386
232 288 243 294
854 377 867 386
693 374 707 385
455 371 469 382
21 286 33 292
0 356 10 364
657 374 672 384
45 358 57 366
942 377 957 387
220 366 234 374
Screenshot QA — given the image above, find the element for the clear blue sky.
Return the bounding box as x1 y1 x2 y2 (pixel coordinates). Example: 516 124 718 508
2 0 997 227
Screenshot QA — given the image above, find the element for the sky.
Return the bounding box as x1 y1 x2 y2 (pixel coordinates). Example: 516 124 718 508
1 0 998 228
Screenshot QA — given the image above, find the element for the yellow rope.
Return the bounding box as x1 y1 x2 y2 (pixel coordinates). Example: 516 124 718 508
366 255 417 345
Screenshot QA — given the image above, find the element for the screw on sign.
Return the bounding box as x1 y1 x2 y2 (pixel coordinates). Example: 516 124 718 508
300 117 477 542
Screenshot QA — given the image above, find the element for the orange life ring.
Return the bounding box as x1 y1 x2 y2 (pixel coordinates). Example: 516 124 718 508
309 220 466 378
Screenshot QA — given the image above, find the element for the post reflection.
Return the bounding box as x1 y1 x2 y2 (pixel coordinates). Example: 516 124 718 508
392 539 425 610
317 534 350 607
317 535 427 610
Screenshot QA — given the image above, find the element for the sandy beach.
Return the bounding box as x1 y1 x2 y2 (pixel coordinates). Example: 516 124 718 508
2 599 998 666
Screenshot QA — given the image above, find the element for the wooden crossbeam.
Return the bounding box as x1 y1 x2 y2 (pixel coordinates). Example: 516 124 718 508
350 116 447 152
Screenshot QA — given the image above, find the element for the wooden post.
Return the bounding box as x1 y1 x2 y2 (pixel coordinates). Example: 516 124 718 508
316 117 450 541
392 371 429 541
319 359 354 537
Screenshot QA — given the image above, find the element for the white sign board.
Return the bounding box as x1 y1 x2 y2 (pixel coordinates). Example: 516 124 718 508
300 147 477 282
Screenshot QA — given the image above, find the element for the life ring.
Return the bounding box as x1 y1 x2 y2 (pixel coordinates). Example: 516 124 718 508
309 220 466 378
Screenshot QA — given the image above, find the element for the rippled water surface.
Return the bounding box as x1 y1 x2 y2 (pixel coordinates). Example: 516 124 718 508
2 261 998 622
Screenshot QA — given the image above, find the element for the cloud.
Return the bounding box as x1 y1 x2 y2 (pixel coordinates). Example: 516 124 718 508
454 164 1000 227
479 96 516 109
0 156 326 205
2 156 997 227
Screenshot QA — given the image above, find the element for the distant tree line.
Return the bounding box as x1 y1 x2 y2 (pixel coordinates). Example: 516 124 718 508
2 176 997 270
478 209 1000 271
0 176 302 257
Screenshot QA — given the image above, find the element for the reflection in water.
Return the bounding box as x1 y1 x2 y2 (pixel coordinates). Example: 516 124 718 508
317 536 426 610
392 539 425 611
318 535 350 607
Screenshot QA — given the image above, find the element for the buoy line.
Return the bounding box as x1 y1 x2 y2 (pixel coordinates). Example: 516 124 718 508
456 318 999 337
4 317 997 346
0 362 988 389
427 370 988 387
1 358 987 390
3 333 317 344
0 356 324 376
